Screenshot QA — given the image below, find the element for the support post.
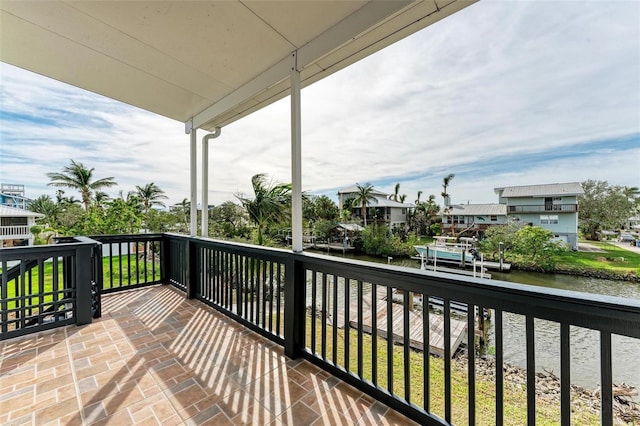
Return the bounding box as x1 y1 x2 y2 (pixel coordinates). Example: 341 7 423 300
290 52 303 253
75 244 93 325
284 254 305 358
189 127 198 236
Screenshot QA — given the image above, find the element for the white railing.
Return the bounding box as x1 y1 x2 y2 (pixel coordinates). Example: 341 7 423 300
0 225 30 238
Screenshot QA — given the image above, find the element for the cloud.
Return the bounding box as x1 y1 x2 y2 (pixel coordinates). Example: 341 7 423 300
1 1 638 208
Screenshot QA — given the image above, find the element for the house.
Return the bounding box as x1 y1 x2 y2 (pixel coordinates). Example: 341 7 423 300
441 203 507 235
0 183 31 210
337 186 414 229
0 205 44 247
495 182 585 249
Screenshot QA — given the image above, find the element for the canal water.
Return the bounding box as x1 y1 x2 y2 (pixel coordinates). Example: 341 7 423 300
320 251 640 393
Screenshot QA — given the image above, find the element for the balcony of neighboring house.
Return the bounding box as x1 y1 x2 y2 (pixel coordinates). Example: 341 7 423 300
1 233 639 425
507 204 578 214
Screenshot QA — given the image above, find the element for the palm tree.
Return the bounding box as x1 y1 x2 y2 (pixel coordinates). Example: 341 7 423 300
30 195 60 225
389 183 401 202
441 173 455 202
236 174 291 245
353 182 377 226
135 183 168 214
415 190 423 205
47 160 117 210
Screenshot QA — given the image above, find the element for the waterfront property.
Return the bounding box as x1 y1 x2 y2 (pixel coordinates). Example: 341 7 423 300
442 182 584 250
441 203 507 235
495 182 584 250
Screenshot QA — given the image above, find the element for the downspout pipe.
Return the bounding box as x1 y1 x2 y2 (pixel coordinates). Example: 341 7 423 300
201 127 222 237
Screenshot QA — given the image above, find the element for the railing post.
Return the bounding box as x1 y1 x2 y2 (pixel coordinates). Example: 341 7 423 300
185 238 198 299
284 253 305 359
75 244 93 325
92 242 103 318
160 234 167 285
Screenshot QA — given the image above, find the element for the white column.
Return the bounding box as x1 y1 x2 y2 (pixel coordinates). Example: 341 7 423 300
202 135 209 237
290 52 303 253
190 127 198 236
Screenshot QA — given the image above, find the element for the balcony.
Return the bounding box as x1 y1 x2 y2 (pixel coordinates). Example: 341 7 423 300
507 204 578 214
0 225 30 239
1 233 639 425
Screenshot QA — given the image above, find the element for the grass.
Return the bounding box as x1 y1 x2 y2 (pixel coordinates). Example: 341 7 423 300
554 241 640 275
305 315 601 425
3 255 161 310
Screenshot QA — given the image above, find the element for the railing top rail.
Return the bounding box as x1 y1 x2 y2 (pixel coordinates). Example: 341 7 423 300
90 233 163 243
164 232 292 260
0 237 100 261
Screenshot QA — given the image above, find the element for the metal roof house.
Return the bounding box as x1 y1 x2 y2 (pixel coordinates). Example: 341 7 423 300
442 203 507 234
495 182 585 249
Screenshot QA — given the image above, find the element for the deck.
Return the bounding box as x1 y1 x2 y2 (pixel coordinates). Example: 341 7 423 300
0 285 417 425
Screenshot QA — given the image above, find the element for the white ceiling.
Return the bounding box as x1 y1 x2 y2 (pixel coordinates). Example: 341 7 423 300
0 0 476 131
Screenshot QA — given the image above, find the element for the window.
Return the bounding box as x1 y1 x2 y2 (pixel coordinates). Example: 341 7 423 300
540 215 559 224
453 215 465 224
490 215 498 222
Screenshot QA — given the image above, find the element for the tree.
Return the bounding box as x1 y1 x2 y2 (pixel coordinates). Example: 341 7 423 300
30 195 60 225
135 182 168 214
579 180 634 240
352 182 378 226
47 160 117 210
236 174 291 245
209 201 250 239
408 194 440 236
480 223 565 270
441 173 455 201
313 195 339 221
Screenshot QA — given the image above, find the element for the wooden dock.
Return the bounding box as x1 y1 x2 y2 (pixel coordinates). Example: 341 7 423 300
343 296 467 358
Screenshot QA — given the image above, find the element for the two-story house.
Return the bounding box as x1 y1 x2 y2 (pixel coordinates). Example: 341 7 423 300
441 203 507 236
337 186 414 229
495 182 584 250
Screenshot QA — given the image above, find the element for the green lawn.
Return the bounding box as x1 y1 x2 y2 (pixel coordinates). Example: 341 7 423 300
554 241 640 275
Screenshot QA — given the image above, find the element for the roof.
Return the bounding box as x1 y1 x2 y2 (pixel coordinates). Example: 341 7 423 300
495 182 585 198
0 205 44 218
336 223 365 232
371 196 414 208
447 203 507 216
337 186 388 196
0 0 475 131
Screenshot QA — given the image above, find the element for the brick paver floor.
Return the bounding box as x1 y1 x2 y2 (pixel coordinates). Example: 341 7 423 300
0 285 417 425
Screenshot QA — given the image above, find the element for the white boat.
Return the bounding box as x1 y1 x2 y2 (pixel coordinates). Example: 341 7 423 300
414 236 479 263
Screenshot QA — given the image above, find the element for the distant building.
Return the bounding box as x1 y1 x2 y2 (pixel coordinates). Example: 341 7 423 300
337 185 414 229
0 183 31 210
441 203 507 234
495 182 584 250
0 205 44 247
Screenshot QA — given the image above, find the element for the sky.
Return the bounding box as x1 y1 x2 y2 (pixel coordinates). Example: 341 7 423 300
1 1 639 210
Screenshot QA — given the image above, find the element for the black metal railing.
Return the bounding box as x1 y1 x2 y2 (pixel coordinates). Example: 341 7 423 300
91 234 163 294
2 233 639 425
508 204 578 213
164 234 288 344
0 236 98 339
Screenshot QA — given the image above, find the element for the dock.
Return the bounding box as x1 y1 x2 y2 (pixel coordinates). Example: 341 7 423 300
347 298 467 358
412 255 511 272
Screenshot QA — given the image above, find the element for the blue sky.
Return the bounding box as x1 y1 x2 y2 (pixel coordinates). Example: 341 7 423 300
1 1 639 208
